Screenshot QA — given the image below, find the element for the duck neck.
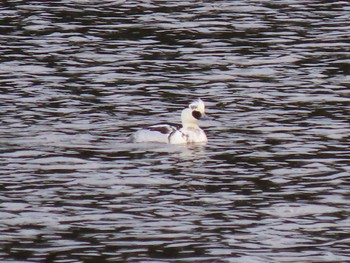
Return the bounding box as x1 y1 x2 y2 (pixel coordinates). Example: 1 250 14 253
182 122 199 129
181 108 199 129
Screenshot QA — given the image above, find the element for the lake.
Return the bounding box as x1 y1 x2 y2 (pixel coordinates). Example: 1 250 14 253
0 0 349 262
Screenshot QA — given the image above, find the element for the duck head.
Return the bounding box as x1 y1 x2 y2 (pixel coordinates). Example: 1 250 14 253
181 99 206 127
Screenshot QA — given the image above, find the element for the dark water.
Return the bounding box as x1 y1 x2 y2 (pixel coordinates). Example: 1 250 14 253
1 1 350 262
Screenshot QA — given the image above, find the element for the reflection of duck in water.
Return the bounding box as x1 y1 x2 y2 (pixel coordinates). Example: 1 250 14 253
131 99 207 144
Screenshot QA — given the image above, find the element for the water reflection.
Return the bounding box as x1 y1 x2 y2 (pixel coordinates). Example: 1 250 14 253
1 0 350 262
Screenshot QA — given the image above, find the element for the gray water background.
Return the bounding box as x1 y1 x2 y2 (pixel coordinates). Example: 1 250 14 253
0 0 350 262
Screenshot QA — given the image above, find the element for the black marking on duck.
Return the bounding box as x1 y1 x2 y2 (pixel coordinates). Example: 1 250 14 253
147 122 182 134
192 110 202 120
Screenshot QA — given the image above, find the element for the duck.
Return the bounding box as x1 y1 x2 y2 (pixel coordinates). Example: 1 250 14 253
131 99 208 144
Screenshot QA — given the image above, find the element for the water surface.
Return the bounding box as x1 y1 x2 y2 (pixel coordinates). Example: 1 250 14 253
1 1 350 262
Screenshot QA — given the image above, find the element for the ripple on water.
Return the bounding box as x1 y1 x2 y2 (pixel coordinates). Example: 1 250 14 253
1 0 350 262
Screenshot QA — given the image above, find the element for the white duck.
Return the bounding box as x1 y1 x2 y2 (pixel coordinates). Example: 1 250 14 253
131 99 208 144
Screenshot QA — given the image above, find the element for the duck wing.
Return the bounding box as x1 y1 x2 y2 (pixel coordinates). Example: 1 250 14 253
147 122 182 134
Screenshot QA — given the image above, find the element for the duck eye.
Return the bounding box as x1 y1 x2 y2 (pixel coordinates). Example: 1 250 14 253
192 110 202 120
